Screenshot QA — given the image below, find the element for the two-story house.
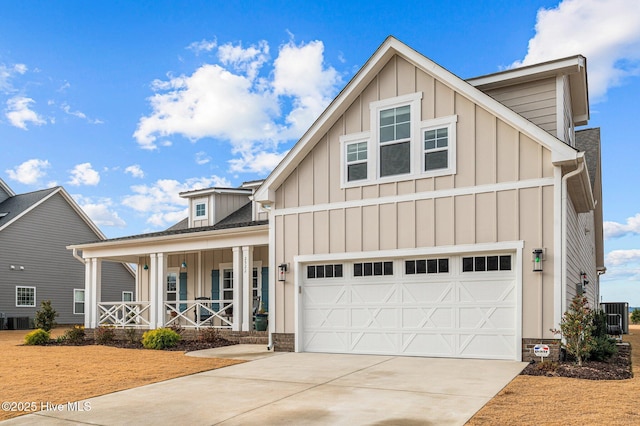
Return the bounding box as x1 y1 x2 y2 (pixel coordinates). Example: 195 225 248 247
70 37 603 362
0 179 134 328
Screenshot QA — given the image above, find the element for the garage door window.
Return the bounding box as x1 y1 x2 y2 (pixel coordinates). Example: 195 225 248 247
307 264 343 279
462 255 511 272
405 258 449 274
354 261 393 277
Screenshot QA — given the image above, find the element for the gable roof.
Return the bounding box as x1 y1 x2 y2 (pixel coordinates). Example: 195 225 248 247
0 178 15 202
0 186 106 239
575 128 600 191
255 36 580 204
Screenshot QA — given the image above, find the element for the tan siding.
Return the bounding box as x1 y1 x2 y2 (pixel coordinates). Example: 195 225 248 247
345 207 362 252
519 135 542 180
379 57 396 99
283 169 299 208
313 210 329 254
417 69 435 120
435 197 454 246
397 56 416 95
379 182 396 197
542 186 556 337
435 80 454 117
345 96 362 134
475 107 496 186
416 199 435 247
497 190 518 241
329 209 345 253
415 177 434 193
328 119 345 203
298 212 313 255
298 153 314 207
275 215 285 331
361 79 378 130
497 119 518 182
397 201 416 248
454 93 476 187
476 192 497 243
379 203 397 250
283 214 298 332
362 185 379 199
397 180 415 195
455 195 475 245
519 187 542 338
313 136 329 204
362 205 379 251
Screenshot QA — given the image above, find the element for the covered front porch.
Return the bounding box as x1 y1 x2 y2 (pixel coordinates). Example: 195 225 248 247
71 224 270 332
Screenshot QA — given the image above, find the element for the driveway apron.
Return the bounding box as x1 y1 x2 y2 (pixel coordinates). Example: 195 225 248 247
2 349 527 425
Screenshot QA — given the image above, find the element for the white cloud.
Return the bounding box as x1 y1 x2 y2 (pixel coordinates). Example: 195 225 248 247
195 151 211 165
0 63 27 93
134 37 341 174
68 163 100 186
5 158 50 185
121 175 231 228
187 38 217 55
75 195 126 228
5 96 46 129
512 0 640 101
61 103 104 124
125 164 145 178
606 249 640 267
604 213 640 239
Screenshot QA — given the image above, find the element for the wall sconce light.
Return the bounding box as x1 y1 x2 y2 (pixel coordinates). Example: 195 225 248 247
278 263 288 282
181 260 187 268
532 249 544 272
10 265 15 270
580 271 589 286
143 264 149 270
19 266 24 271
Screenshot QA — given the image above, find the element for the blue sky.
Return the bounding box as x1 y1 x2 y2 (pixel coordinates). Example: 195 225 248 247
1 0 639 305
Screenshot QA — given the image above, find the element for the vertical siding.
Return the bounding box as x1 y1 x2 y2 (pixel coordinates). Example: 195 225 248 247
0 193 134 324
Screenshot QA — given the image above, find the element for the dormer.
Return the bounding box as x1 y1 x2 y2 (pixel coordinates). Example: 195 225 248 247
467 55 588 147
180 186 252 228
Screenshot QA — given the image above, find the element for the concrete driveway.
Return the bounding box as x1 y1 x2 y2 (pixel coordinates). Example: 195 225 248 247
3 346 527 425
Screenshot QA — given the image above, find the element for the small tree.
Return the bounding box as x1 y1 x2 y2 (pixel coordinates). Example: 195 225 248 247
551 294 595 367
34 300 58 332
631 308 640 325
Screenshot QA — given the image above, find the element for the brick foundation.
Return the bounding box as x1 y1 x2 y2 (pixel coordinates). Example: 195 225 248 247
522 338 562 362
272 333 295 352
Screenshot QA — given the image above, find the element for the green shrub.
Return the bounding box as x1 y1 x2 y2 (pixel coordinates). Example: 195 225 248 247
551 294 595 367
631 308 640 325
63 325 86 344
589 310 617 361
34 300 58 332
142 328 181 350
94 326 116 345
24 329 50 345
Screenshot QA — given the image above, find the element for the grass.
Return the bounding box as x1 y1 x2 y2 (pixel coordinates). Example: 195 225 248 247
0 328 243 421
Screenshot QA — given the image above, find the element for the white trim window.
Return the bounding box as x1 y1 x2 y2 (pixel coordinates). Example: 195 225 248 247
194 199 207 219
16 286 35 307
74 289 85 314
340 92 457 187
122 291 133 302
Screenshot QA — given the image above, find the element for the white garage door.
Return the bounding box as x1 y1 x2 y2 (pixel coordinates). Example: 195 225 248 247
300 255 517 360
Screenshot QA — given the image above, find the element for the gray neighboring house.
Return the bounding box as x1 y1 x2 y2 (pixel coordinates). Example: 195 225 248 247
0 179 134 327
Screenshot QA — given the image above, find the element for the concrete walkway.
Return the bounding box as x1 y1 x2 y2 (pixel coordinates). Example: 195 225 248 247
3 345 527 425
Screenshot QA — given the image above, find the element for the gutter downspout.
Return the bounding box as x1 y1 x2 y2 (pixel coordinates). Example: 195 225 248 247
561 159 585 320
72 248 84 263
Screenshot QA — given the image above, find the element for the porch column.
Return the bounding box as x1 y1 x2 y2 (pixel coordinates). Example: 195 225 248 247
149 253 157 329
89 258 101 328
232 246 243 331
84 258 93 328
242 245 254 331
156 252 166 328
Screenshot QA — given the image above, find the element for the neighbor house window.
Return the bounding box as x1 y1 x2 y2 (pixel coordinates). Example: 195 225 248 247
74 289 85 314
16 286 35 307
122 291 133 302
340 92 457 187
195 202 206 218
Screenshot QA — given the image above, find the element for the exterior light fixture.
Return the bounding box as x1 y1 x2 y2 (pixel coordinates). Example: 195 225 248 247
181 260 187 268
19 266 24 270
278 263 288 282
143 264 149 270
580 271 589 286
10 265 15 270
532 249 544 272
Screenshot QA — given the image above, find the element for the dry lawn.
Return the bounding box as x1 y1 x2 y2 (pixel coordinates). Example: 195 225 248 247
467 324 640 425
1 327 638 424
0 328 243 421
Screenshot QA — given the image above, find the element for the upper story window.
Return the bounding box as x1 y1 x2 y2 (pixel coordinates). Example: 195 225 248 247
194 200 207 218
340 92 457 188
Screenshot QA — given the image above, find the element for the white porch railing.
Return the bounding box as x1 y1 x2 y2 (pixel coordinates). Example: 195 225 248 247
164 300 233 329
98 302 151 328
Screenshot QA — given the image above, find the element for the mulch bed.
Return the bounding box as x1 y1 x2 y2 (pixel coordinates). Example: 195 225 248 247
43 336 236 352
521 343 632 380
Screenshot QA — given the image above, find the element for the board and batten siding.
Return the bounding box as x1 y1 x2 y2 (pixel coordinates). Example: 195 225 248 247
272 55 557 337
0 192 134 324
